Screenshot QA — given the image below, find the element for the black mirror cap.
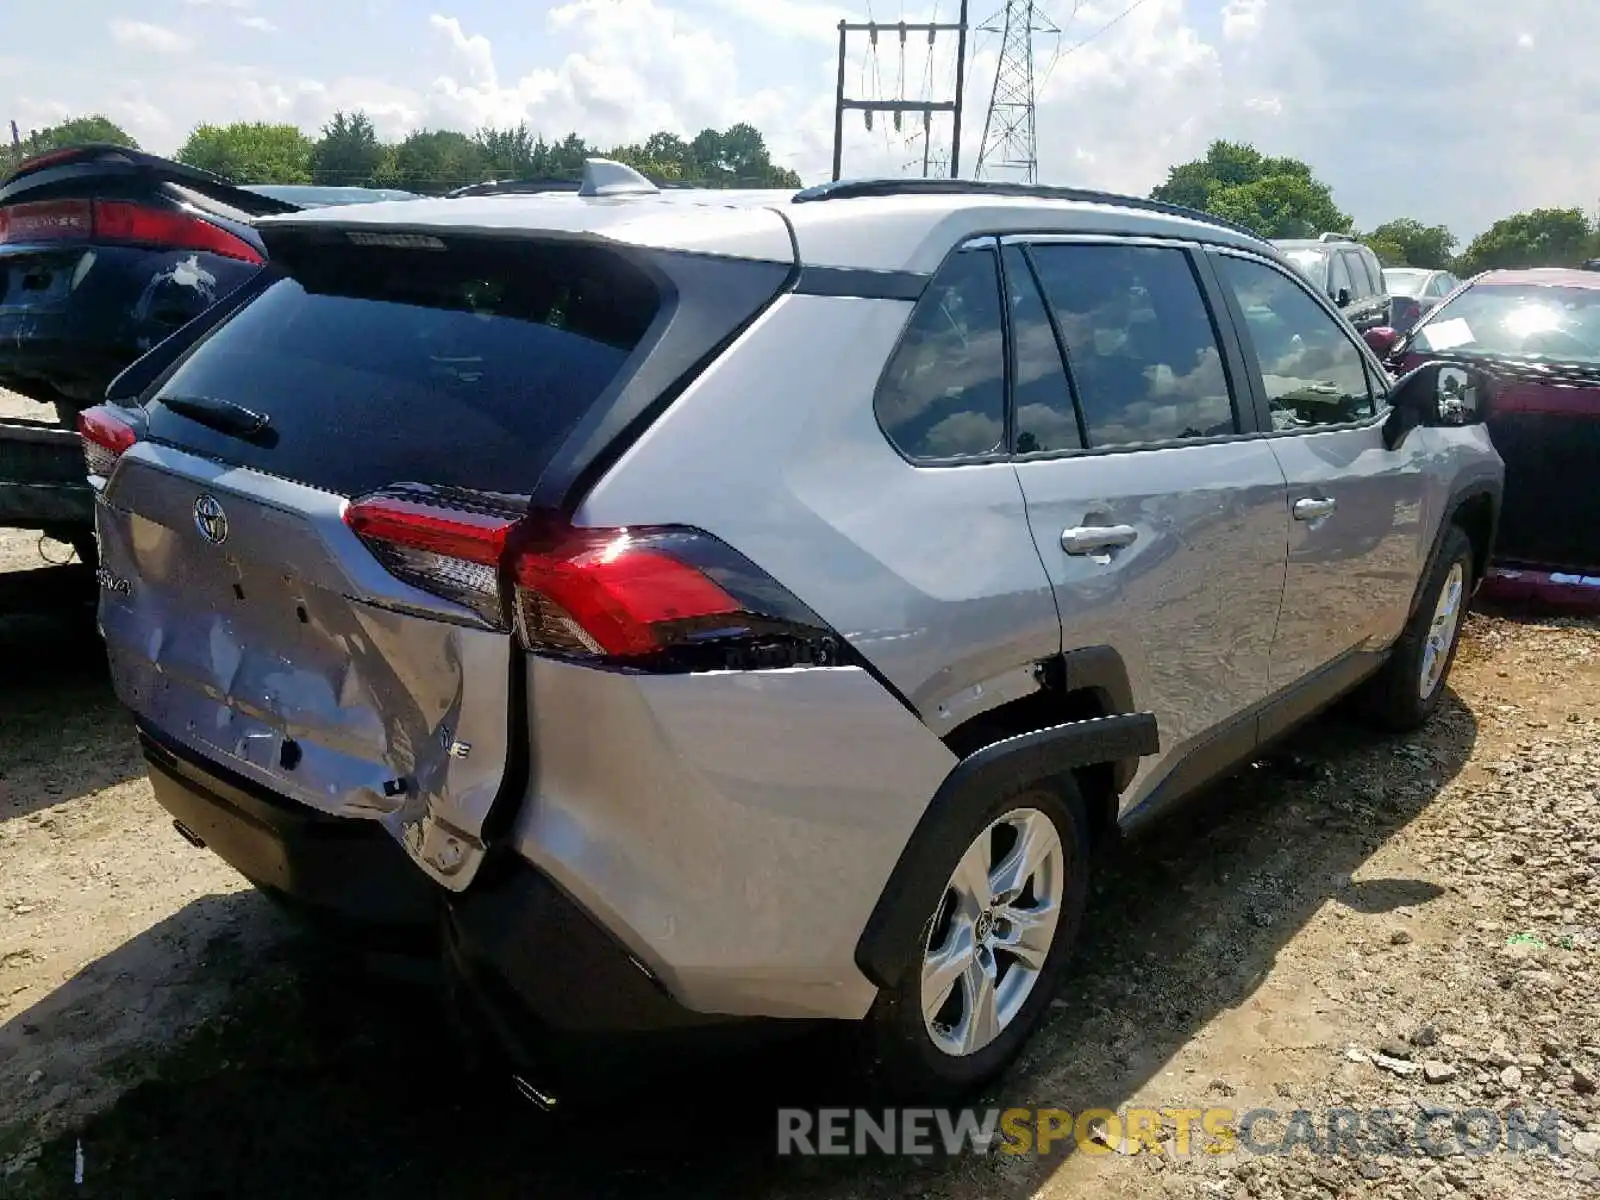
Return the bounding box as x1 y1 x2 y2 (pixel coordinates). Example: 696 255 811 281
1336 287 1352 306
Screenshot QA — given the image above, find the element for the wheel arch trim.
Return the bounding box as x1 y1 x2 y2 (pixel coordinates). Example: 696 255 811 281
853 710 1159 990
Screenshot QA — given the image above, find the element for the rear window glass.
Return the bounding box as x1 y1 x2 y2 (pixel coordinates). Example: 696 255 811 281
145 239 660 497
1384 270 1427 297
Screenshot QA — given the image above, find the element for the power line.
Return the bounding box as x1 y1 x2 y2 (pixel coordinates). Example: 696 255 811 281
1038 0 1155 92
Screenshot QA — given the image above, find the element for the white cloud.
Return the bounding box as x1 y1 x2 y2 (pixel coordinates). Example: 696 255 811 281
184 0 252 8
704 0 853 43
108 20 195 54
1221 0 1267 39
237 16 278 32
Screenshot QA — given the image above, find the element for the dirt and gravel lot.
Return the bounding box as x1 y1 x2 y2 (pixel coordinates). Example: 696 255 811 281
1 397 1596 1196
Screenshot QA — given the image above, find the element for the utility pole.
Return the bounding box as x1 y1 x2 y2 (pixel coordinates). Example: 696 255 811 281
975 0 1058 184
9 121 21 167
831 1 970 182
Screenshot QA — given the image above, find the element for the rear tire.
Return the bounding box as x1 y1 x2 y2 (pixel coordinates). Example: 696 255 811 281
865 777 1089 1100
1364 525 1473 732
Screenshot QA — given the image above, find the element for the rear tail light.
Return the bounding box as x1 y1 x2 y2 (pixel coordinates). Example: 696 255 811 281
345 488 851 672
0 198 262 263
78 405 139 479
93 200 263 263
0 200 93 243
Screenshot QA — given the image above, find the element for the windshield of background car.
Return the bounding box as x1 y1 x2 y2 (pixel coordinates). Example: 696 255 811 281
1285 250 1328 288
1384 270 1428 297
1411 283 1600 364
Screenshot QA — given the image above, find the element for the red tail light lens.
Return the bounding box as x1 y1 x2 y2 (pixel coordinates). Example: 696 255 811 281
0 200 93 244
345 489 849 672
511 528 741 657
93 200 263 263
0 198 262 263
344 493 519 626
78 405 139 479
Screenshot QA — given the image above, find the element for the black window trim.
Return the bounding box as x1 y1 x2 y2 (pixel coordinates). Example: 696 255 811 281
1001 231 1267 462
997 241 1089 453
1206 245 1395 442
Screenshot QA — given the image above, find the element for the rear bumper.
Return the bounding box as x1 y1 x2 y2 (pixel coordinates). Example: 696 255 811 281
136 725 751 1039
139 726 438 936
441 854 750 1048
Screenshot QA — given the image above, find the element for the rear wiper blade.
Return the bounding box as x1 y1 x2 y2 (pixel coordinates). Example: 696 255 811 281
158 394 278 447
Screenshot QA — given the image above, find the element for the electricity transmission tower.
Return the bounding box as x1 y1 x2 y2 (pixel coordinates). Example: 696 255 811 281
975 0 1059 183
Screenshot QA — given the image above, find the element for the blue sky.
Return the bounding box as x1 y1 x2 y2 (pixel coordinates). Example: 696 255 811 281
4 0 1596 240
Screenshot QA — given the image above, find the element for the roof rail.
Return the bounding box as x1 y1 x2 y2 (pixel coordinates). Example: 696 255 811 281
445 177 583 199
1317 231 1357 243
790 177 1263 240
578 158 659 198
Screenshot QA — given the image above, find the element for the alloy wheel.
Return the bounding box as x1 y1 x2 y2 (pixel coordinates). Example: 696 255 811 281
920 807 1066 1058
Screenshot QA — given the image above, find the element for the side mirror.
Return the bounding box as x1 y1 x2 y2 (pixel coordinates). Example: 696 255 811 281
1363 326 1401 358
1335 287 1352 307
1382 361 1487 451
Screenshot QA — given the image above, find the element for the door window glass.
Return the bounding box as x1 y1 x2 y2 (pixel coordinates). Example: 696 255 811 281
1218 254 1376 429
1029 243 1237 447
1327 251 1354 303
1002 245 1083 454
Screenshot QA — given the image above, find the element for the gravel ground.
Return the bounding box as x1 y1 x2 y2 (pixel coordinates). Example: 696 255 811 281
0 419 1596 1197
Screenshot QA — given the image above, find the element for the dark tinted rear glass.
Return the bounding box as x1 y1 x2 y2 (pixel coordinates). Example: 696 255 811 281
145 239 660 496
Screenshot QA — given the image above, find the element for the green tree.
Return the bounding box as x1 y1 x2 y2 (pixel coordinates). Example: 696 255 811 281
379 129 491 194
19 115 140 159
1362 218 1457 269
1455 208 1595 276
1151 140 1349 239
175 122 313 183
475 123 539 178
310 110 385 186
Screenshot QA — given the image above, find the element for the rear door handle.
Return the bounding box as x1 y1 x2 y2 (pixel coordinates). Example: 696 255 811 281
1060 524 1139 555
1292 497 1337 521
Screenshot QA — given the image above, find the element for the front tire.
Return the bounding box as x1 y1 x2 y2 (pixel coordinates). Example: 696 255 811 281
865 777 1090 1099
1364 524 1473 732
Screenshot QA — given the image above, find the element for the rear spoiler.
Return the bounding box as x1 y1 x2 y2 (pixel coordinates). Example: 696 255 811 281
0 143 302 215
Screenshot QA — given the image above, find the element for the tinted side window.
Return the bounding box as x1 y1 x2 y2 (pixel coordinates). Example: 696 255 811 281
1029 244 1237 447
875 244 1006 460
1217 254 1375 430
1327 251 1354 301
1341 252 1367 298
1354 251 1381 296
1001 245 1083 454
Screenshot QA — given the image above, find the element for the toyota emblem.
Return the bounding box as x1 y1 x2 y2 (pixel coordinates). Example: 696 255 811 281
193 494 229 545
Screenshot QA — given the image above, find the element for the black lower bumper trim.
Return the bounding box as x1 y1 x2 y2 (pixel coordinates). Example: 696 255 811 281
139 727 438 937
441 853 745 1042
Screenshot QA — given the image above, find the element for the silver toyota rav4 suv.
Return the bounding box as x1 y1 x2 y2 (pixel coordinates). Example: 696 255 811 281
82 162 1503 1097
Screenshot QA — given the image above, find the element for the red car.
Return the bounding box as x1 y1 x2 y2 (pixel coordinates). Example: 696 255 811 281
1380 268 1600 607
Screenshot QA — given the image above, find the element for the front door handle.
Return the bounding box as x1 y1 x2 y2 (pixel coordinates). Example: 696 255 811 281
1061 524 1139 555
1292 497 1337 521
